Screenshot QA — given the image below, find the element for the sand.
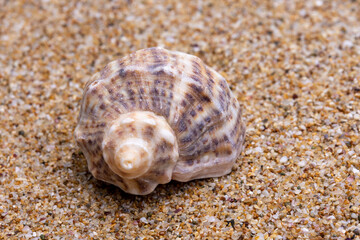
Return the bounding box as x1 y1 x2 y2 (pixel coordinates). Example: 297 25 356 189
0 0 359 239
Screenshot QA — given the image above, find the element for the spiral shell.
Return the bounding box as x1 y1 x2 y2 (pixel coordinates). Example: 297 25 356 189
74 47 245 195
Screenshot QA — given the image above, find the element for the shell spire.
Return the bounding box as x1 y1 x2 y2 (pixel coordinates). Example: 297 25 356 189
75 47 246 195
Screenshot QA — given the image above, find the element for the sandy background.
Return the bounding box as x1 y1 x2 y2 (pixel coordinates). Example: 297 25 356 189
1 0 360 239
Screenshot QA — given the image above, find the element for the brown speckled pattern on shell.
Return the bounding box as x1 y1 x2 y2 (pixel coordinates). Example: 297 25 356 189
75 47 246 195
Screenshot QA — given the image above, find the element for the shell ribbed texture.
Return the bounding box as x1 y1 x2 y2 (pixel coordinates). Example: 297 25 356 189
75 47 246 195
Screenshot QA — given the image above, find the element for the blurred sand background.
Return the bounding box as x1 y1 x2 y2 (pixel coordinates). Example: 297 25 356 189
0 0 360 239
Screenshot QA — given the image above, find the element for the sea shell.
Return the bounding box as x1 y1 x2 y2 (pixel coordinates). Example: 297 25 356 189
74 47 246 195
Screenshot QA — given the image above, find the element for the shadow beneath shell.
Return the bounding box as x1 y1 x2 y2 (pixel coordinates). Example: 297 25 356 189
92 177 196 201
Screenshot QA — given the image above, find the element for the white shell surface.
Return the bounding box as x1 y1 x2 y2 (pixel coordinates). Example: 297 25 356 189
75 47 246 195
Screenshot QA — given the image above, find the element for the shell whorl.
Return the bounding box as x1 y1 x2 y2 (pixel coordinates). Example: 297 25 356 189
75 47 246 195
